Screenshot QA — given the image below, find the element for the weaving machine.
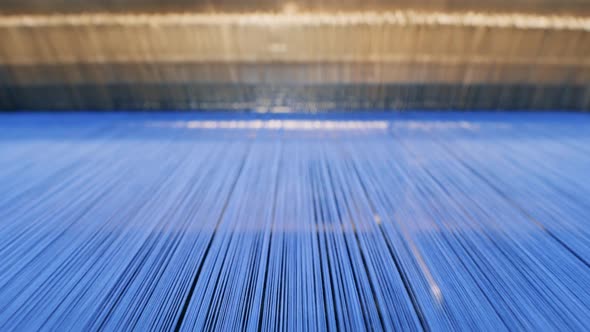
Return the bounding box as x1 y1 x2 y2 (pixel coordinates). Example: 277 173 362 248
1 1 590 331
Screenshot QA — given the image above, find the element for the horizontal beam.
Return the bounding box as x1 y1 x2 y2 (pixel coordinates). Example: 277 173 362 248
1 0 589 15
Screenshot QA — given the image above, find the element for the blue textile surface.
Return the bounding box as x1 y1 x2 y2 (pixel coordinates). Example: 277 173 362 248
0 112 589 331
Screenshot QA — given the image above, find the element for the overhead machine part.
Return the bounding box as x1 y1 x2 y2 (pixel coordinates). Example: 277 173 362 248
0 0 589 110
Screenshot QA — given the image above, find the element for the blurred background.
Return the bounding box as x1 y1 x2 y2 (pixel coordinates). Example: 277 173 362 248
1 0 589 111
